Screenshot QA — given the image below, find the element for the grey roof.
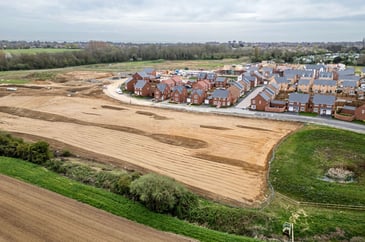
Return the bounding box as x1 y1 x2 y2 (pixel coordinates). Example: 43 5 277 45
343 105 356 111
142 68 155 75
207 72 216 80
342 80 358 88
124 77 133 84
312 94 336 105
298 79 310 86
198 72 207 79
259 92 271 102
191 89 204 96
305 64 326 70
172 85 186 94
135 80 147 89
156 83 168 92
271 100 286 105
262 67 273 73
211 89 230 98
137 71 149 78
275 77 290 84
270 82 279 90
288 93 310 103
264 87 275 96
232 81 243 90
215 77 227 83
338 68 355 76
243 76 255 82
284 69 299 78
298 70 314 77
313 79 337 87
318 72 333 78
339 75 360 81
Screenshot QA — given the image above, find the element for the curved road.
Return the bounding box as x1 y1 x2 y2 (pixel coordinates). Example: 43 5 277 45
105 79 365 134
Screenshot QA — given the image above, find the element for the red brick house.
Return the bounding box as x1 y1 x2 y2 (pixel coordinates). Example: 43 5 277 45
288 93 310 112
251 92 271 111
188 89 206 105
171 86 188 103
312 94 336 115
211 89 233 107
193 80 211 91
228 85 241 104
134 80 151 97
125 77 137 92
215 77 228 88
161 79 176 88
355 104 365 121
171 76 183 86
142 67 157 76
154 83 171 101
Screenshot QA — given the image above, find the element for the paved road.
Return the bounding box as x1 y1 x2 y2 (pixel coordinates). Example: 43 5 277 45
235 86 265 109
104 80 365 134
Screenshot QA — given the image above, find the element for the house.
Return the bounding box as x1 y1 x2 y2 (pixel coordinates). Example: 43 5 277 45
215 77 228 88
193 80 211 91
304 64 326 77
133 71 151 81
231 81 245 96
251 92 270 111
171 75 183 86
266 100 287 113
355 104 365 120
342 81 358 95
206 72 217 82
273 76 291 91
134 80 151 96
297 78 311 93
124 77 137 92
338 68 355 77
142 67 157 76
211 89 233 107
171 86 188 103
312 94 336 115
161 78 176 88
188 89 206 105
288 93 310 112
334 105 356 122
242 76 257 89
197 72 207 80
312 79 337 94
298 70 315 80
318 72 334 80
261 67 273 77
284 69 300 84
154 83 171 101
228 85 241 104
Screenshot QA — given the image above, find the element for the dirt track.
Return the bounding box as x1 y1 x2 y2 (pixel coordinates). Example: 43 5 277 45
0 175 193 242
0 94 300 205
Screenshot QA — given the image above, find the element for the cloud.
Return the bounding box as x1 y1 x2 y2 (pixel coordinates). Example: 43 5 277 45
0 0 364 42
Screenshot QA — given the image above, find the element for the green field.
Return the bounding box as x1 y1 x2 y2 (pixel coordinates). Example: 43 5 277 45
3 48 80 55
270 125 365 205
0 156 257 242
0 79 29 84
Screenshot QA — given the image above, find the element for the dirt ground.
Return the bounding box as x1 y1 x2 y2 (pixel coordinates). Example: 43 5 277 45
0 175 193 242
0 71 301 206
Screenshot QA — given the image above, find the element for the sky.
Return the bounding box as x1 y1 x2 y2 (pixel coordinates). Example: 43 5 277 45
1 0 365 43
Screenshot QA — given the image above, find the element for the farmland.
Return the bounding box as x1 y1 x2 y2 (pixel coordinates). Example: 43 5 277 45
3 48 80 55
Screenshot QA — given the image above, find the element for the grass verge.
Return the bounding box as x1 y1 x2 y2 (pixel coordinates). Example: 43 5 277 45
0 156 257 242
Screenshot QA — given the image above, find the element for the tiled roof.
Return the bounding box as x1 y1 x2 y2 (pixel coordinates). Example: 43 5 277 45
288 93 310 103
216 77 227 83
135 80 147 89
313 79 337 86
298 79 310 86
156 83 167 92
342 80 357 88
172 85 186 94
312 94 336 105
274 77 290 84
191 89 204 96
211 89 230 98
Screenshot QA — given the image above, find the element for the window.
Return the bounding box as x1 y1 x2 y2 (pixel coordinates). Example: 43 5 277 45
252 100 256 104
251 105 256 110
313 108 318 113
259 100 261 104
362 110 365 114
300 107 305 112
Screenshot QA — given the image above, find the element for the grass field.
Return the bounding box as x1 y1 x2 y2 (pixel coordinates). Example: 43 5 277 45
0 156 257 242
3 48 80 55
270 125 365 205
0 79 29 84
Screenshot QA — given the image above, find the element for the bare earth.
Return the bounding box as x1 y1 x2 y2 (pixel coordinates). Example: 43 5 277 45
0 174 193 242
0 93 300 205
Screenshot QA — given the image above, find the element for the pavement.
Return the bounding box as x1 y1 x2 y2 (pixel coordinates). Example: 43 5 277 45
104 79 365 134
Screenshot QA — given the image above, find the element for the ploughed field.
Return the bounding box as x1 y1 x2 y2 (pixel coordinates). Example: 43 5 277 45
0 95 300 205
0 174 191 242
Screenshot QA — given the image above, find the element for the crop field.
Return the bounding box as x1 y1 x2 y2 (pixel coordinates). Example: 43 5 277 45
3 48 80 55
0 92 300 205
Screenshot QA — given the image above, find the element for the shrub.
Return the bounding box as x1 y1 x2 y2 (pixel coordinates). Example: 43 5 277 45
130 173 198 217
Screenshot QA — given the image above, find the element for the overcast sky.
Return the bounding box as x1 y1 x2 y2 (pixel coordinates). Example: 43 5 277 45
1 0 365 42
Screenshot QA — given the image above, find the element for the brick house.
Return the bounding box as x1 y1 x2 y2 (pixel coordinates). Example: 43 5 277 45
142 67 157 76
171 76 183 86
154 83 171 101
231 81 245 96
206 72 217 83
211 89 233 107
125 77 137 92
288 93 310 112
161 79 176 88
242 76 257 89
188 89 206 105
273 76 291 91
284 69 300 84
355 104 365 120
171 86 188 103
197 72 207 81
215 77 228 88
297 78 311 93
312 79 337 94
312 94 336 115
134 80 151 96
133 71 151 81
251 92 270 111
342 81 358 95
228 85 241 104
318 71 334 80
193 80 212 91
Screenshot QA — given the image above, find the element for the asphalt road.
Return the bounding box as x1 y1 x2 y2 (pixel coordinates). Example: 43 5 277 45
104 80 365 134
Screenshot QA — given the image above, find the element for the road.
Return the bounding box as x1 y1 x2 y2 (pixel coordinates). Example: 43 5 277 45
104 80 365 134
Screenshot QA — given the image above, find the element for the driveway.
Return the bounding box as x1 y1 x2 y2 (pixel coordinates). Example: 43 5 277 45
235 86 265 109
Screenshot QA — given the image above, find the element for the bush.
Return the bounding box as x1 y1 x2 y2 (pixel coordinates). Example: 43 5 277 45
130 173 198 217
28 141 52 164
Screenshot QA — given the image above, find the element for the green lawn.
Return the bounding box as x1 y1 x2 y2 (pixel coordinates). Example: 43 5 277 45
0 156 257 242
298 112 318 117
3 48 80 55
270 125 365 205
0 79 29 84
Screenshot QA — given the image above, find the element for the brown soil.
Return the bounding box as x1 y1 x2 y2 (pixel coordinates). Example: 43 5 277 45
0 79 301 206
0 175 193 242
